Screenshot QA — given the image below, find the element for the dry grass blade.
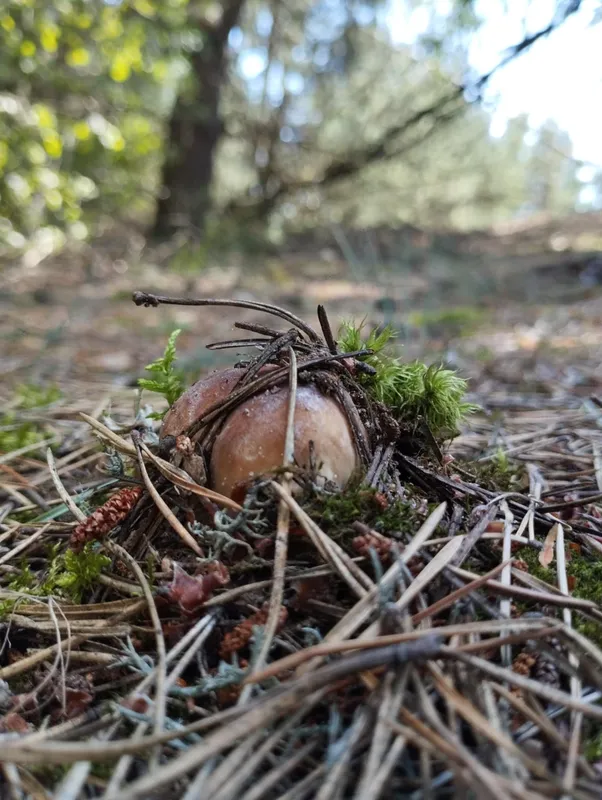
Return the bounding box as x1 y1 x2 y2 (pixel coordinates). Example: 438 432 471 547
237 348 297 707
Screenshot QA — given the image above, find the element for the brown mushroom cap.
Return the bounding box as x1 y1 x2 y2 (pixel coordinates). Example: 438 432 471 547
161 367 247 439
210 384 360 498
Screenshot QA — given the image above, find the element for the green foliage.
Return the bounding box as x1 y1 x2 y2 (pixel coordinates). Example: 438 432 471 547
308 484 429 542
0 0 591 250
0 0 180 249
338 321 478 437
517 545 602 649
408 306 485 337
1 543 111 613
470 449 527 492
584 729 602 762
138 328 185 415
53 547 111 603
0 383 61 452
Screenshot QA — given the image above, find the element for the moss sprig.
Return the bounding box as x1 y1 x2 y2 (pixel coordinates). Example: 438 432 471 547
338 321 478 437
137 328 185 417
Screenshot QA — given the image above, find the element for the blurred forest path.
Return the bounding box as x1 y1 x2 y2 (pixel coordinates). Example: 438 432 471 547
2 210 601 409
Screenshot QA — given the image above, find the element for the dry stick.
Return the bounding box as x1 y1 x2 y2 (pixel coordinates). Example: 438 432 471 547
46 448 86 523
271 483 373 598
353 669 409 800
137 439 243 513
238 329 299 387
106 542 167 752
2 637 442 774
449 503 500 567
499 500 514 666
103 615 216 799
245 617 558 686
0 599 148 680
317 304 338 355
131 431 203 557
0 525 51 567
442 645 602 721
238 740 316 800
556 524 582 797
541 491 602 512
240 348 298 704
132 291 323 343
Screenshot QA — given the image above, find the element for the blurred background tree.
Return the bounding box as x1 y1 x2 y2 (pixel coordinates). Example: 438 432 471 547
0 0 599 255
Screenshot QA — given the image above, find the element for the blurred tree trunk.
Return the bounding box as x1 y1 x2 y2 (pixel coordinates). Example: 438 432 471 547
152 0 245 239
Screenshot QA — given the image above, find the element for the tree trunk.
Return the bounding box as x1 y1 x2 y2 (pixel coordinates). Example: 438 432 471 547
152 0 245 239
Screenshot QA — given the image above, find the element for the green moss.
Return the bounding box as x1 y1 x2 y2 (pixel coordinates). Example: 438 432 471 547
584 729 602 762
468 449 527 493
337 321 478 438
0 544 111 618
0 383 62 453
516 545 602 648
408 306 485 337
307 484 431 543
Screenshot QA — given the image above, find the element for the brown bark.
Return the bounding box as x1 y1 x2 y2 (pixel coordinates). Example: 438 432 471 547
152 0 245 239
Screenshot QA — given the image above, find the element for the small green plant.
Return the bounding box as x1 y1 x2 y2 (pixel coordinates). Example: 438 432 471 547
0 383 62 453
338 321 478 437
138 328 185 416
1 544 111 614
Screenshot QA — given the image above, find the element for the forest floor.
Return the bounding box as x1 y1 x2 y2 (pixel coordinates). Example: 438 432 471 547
1 215 602 797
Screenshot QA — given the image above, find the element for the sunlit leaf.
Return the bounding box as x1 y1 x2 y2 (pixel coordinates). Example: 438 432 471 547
110 55 131 82
33 104 57 130
20 41 37 57
133 0 156 18
66 47 90 67
42 132 62 159
72 121 91 141
40 23 60 53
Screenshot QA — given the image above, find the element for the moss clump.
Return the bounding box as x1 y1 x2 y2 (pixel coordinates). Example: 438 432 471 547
0 544 111 618
337 322 478 438
468 449 527 493
516 544 602 648
307 484 431 543
584 729 602 762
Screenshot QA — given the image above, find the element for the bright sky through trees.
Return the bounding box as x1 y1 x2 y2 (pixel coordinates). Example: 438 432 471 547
391 0 601 164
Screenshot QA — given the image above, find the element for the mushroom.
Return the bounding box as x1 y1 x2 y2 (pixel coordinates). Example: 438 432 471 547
161 367 361 498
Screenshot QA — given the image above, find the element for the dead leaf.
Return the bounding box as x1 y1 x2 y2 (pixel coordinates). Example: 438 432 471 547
539 523 561 568
164 562 230 616
0 711 31 733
